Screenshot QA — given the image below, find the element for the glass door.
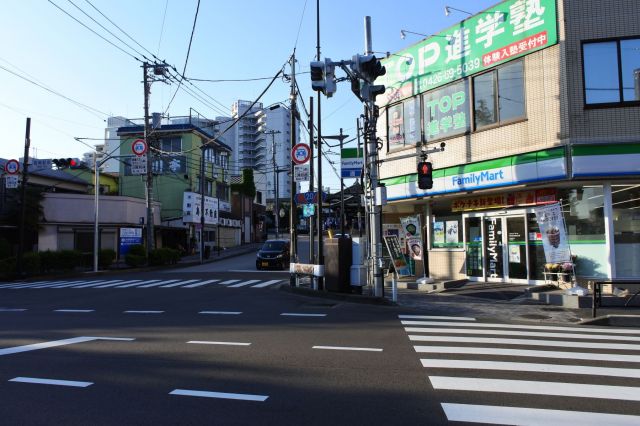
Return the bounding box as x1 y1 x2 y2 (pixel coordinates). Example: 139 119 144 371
505 216 528 281
464 217 483 279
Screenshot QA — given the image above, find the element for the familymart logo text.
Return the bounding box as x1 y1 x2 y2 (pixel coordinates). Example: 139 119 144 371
451 170 505 187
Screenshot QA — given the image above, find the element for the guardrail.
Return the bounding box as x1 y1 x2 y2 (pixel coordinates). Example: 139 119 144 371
591 279 640 318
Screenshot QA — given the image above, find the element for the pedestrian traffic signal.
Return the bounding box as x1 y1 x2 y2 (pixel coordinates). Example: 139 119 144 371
53 158 79 169
310 58 336 98
417 161 433 190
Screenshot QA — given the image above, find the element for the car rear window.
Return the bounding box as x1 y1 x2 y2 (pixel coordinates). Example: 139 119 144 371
263 241 286 250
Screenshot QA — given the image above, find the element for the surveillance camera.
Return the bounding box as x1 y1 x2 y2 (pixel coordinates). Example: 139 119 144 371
440 142 446 151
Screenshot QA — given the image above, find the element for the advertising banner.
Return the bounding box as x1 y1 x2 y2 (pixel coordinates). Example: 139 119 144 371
400 215 421 238
380 0 558 105
182 192 219 225
119 228 143 257
383 235 411 277
534 202 571 263
407 237 423 261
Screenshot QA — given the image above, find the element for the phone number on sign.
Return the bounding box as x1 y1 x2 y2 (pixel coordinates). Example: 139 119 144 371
418 58 481 92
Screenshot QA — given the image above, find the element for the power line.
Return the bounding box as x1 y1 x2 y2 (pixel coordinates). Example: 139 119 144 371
156 0 169 56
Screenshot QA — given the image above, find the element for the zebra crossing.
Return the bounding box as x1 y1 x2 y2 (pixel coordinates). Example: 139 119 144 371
0 278 284 290
398 314 640 425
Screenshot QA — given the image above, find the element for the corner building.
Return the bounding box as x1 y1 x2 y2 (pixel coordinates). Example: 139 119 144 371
377 0 640 283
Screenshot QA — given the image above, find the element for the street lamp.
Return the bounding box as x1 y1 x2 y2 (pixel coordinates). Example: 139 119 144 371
444 5 507 18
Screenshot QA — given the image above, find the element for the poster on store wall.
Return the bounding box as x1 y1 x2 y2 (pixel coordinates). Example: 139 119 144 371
534 202 572 263
407 237 423 261
383 235 411 277
446 221 459 244
433 221 445 245
400 216 421 238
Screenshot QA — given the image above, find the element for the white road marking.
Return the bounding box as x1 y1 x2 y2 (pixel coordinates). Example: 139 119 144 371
441 403 640 426
228 280 260 288
76 280 136 289
413 346 640 363
169 389 268 401
400 320 640 335
113 279 160 288
219 279 241 285
20 281 77 289
136 279 181 288
404 327 640 342
187 341 251 346
183 280 219 288
398 315 476 321
52 280 116 288
429 376 640 402
421 359 640 378
252 280 282 288
93 280 137 288
9 377 93 388
2 281 56 289
199 311 242 315
280 313 327 317
408 335 640 351
123 310 164 314
0 336 134 356
0 308 27 312
54 309 95 313
160 279 200 288
313 346 383 352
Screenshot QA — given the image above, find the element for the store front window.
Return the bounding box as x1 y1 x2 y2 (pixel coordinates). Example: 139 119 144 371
431 207 463 249
612 184 640 277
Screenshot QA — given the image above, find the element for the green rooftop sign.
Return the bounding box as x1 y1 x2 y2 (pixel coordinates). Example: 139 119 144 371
379 0 557 105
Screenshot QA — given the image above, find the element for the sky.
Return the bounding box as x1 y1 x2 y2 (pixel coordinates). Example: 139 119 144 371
0 0 499 192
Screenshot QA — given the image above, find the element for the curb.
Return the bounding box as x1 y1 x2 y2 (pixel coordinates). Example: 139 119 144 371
579 314 640 327
279 284 395 306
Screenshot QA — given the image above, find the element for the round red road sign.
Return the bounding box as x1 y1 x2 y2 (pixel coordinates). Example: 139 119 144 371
4 159 20 175
132 139 148 156
291 143 311 165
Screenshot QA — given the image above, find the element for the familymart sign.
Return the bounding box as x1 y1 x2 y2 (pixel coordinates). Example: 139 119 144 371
380 0 558 105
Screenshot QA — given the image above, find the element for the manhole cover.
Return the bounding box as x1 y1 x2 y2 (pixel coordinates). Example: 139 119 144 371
519 314 552 320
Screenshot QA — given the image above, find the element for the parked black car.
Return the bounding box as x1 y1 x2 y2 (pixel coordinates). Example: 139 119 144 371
256 239 290 270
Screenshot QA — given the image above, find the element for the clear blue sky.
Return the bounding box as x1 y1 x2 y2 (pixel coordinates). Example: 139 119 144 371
0 0 498 192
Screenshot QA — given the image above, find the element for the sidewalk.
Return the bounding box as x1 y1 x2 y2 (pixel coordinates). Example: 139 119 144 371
176 243 262 267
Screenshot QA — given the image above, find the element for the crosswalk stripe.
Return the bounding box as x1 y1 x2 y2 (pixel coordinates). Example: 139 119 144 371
228 280 260 288
59 280 122 288
183 280 219 288
429 376 640 402
441 403 640 426
408 335 640 351
405 327 640 342
219 280 240 285
137 279 181 288
14 281 70 289
115 280 160 288
73 280 127 288
1 281 51 289
399 315 476 321
92 280 136 289
50 280 109 288
400 320 640 335
251 280 281 288
413 345 640 363
421 359 640 379
161 280 200 288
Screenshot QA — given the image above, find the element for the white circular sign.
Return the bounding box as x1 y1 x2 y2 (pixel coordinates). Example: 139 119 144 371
4 159 20 175
291 143 311 165
132 139 148 156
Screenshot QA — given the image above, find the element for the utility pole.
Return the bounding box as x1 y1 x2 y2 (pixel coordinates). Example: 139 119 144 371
308 97 315 268
143 62 154 257
199 145 206 264
16 117 31 277
323 129 349 237
315 0 324 290
289 53 298 287
264 129 281 238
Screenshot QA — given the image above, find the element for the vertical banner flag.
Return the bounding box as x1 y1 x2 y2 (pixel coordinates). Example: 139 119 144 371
534 202 571 263
401 215 423 262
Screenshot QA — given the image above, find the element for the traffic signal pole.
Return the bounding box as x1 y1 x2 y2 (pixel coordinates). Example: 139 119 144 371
16 117 31 277
289 53 298 287
143 63 155 257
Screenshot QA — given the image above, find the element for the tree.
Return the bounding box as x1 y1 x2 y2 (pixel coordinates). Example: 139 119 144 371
230 168 256 198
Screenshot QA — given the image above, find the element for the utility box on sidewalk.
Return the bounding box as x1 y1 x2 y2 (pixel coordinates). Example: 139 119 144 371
324 237 352 293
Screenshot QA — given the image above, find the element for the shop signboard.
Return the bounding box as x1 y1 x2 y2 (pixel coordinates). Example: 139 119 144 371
182 192 219 225
534 202 571 263
119 228 142 257
380 0 558 105
341 148 364 178
423 80 470 142
383 235 411 277
451 188 557 212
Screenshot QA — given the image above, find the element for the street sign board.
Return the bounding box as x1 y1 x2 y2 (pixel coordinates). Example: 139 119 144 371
4 159 20 175
295 191 327 205
5 175 19 188
291 143 311 165
294 164 310 182
132 139 148 156
341 148 363 178
302 204 315 217
130 156 147 175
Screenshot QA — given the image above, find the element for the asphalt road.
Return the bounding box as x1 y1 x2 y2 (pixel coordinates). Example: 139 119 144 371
2 250 640 425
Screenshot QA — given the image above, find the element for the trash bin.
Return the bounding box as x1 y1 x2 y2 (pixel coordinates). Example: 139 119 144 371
204 245 211 259
324 236 352 293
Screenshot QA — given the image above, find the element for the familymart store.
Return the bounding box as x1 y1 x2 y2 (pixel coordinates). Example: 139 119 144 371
383 144 640 284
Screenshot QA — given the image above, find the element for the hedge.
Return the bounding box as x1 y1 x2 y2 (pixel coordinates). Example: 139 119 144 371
148 248 181 266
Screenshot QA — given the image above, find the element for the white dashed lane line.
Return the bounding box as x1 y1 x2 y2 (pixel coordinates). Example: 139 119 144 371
170 389 268 402
198 311 242 315
0 308 27 312
53 309 95 313
280 313 327 317
123 310 164 314
187 341 251 346
9 377 93 388
312 346 383 352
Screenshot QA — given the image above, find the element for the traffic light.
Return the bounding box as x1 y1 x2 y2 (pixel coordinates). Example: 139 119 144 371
52 158 79 169
351 54 386 101
417 161 433 190
309 58 336 98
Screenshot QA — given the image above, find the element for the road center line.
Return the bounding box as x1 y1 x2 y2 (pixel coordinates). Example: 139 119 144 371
169 389 268 402
187 341 251 346
280 313 327 317
54 309 95 313
0 308 27 312
9 377 93 388
123 310 164 314
0 336 134 356
313 346 383 352
199 311 242 315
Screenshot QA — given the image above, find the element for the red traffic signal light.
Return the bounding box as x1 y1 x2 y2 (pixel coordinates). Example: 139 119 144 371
53 158 80 169
417 161 433 190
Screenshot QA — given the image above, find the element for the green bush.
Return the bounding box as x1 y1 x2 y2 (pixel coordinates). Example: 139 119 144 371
99 249 116 268
125 254 147 268
57 250 82 271
0 257 16 280
148 248 181 266
39 250 56 272
22 252 41 275
128 244 146 257
0 238 12 260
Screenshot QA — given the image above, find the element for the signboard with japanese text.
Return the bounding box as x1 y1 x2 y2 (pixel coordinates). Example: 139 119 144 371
119 228 143 258
534 202 571 263
423 79 470 142
380 0 558 105
451 188 557 212
383 235 411 277
124 155 186 176
129 156 147 175
294 164 310 182
341 148 364 178
4 175 19 188
182 192 219 225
